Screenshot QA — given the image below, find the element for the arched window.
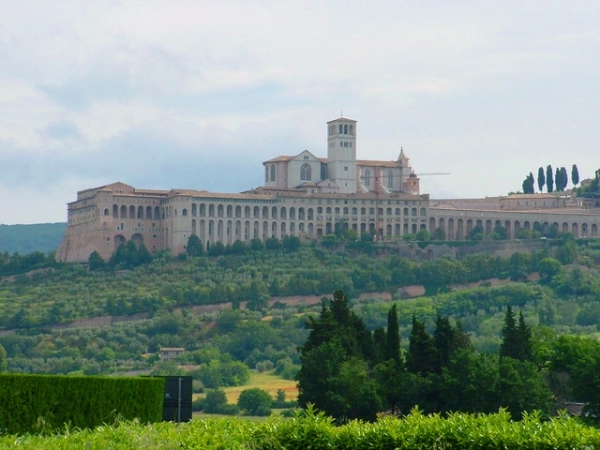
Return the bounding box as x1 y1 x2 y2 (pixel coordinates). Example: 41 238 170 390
339 124 343 134
300 163 312 181
344 124 348 134
349 125 353 135
270 165 276 182
388 170 394 188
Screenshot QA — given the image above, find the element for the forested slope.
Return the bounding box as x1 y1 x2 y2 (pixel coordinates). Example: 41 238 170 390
0 222 66 254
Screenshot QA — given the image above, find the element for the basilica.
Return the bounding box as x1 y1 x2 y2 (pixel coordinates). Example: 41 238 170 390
57 116 600 263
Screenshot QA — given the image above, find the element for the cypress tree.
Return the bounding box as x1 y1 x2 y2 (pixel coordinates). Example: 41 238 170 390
385 304 401 364
572 164 580 186
546 165 554 192
433 315 455 371
537 167 545 192
517 311 533 362
500 306 520 360
407 315 438 375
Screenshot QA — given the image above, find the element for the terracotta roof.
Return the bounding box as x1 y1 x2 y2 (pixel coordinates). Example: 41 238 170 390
263 155 293 163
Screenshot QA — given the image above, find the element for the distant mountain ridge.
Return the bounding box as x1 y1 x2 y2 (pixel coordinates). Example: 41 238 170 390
0 223 66 254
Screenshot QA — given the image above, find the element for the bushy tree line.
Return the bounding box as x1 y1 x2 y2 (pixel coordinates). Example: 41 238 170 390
297 290 600 422
0 250 56 276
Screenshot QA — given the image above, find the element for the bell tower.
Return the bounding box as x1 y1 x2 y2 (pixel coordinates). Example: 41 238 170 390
326 116 357 194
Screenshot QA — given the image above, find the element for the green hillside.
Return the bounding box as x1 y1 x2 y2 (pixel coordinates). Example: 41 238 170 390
1 235 600 421
0 222 66 254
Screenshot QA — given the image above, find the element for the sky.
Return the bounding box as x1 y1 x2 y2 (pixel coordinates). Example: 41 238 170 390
1 1 599 224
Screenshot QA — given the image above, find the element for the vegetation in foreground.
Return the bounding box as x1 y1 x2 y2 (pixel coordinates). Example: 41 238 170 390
2 408 600 449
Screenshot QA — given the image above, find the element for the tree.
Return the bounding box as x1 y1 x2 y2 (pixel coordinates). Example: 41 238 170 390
88 251 105 271
500 306 519 360
385 304 401 364
546 165 554 192
538 257 562 282
500 306 533 362
434 316 455 371
537 167 546 192
203 388 231 414
555 167 568 192
496 357 553 420
522 173 535 194
237 388 272 416
406 316 438 375
572 164 580 186
186 235 203 256
297 290 380 421
432 227 446 240
0 343 7 372
416 229 429 241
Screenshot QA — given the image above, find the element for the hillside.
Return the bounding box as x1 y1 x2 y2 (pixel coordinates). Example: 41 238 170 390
0 222 66 254
1 235 600 418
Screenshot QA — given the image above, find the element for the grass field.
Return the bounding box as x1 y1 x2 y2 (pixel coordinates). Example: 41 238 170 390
222 370 297 404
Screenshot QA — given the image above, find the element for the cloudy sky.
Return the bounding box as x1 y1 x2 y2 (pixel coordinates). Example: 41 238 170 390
1 1 599 224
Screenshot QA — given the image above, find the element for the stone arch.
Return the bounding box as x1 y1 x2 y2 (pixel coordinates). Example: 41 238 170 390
272 206 278 219
226 205 233 218
235 206 242 218
572 222 579 237
290 207 296 220
244 206 251 218
562 222 569 233
199 203 206 216
262 206 269 219
114 234 126 250
254 206 260 218
182 208 188 217
192 204 197 216
217 204 224 218
120 205 127 218
299 207 305 220
308 222 314 233
308 208 314 220
447 218 454 240
146 206 152 219
582 223 588 237
253 220 259 238
280 207 287 219
129 205 135 219
244 220 250 240
131 233 143 247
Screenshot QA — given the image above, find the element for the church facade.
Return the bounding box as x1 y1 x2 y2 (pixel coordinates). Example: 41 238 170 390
57 116 600 263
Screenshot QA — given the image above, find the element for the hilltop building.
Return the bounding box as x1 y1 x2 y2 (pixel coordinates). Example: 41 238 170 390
57 116 600 263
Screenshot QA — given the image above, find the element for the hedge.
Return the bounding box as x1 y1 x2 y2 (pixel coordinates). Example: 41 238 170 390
0 374 164 435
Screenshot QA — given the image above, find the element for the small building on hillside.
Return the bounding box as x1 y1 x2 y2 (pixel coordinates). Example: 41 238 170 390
159 347 185 362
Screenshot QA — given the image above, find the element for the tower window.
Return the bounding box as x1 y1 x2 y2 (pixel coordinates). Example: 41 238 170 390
270 164 276 182
339 124 343 134
344 124 348 134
